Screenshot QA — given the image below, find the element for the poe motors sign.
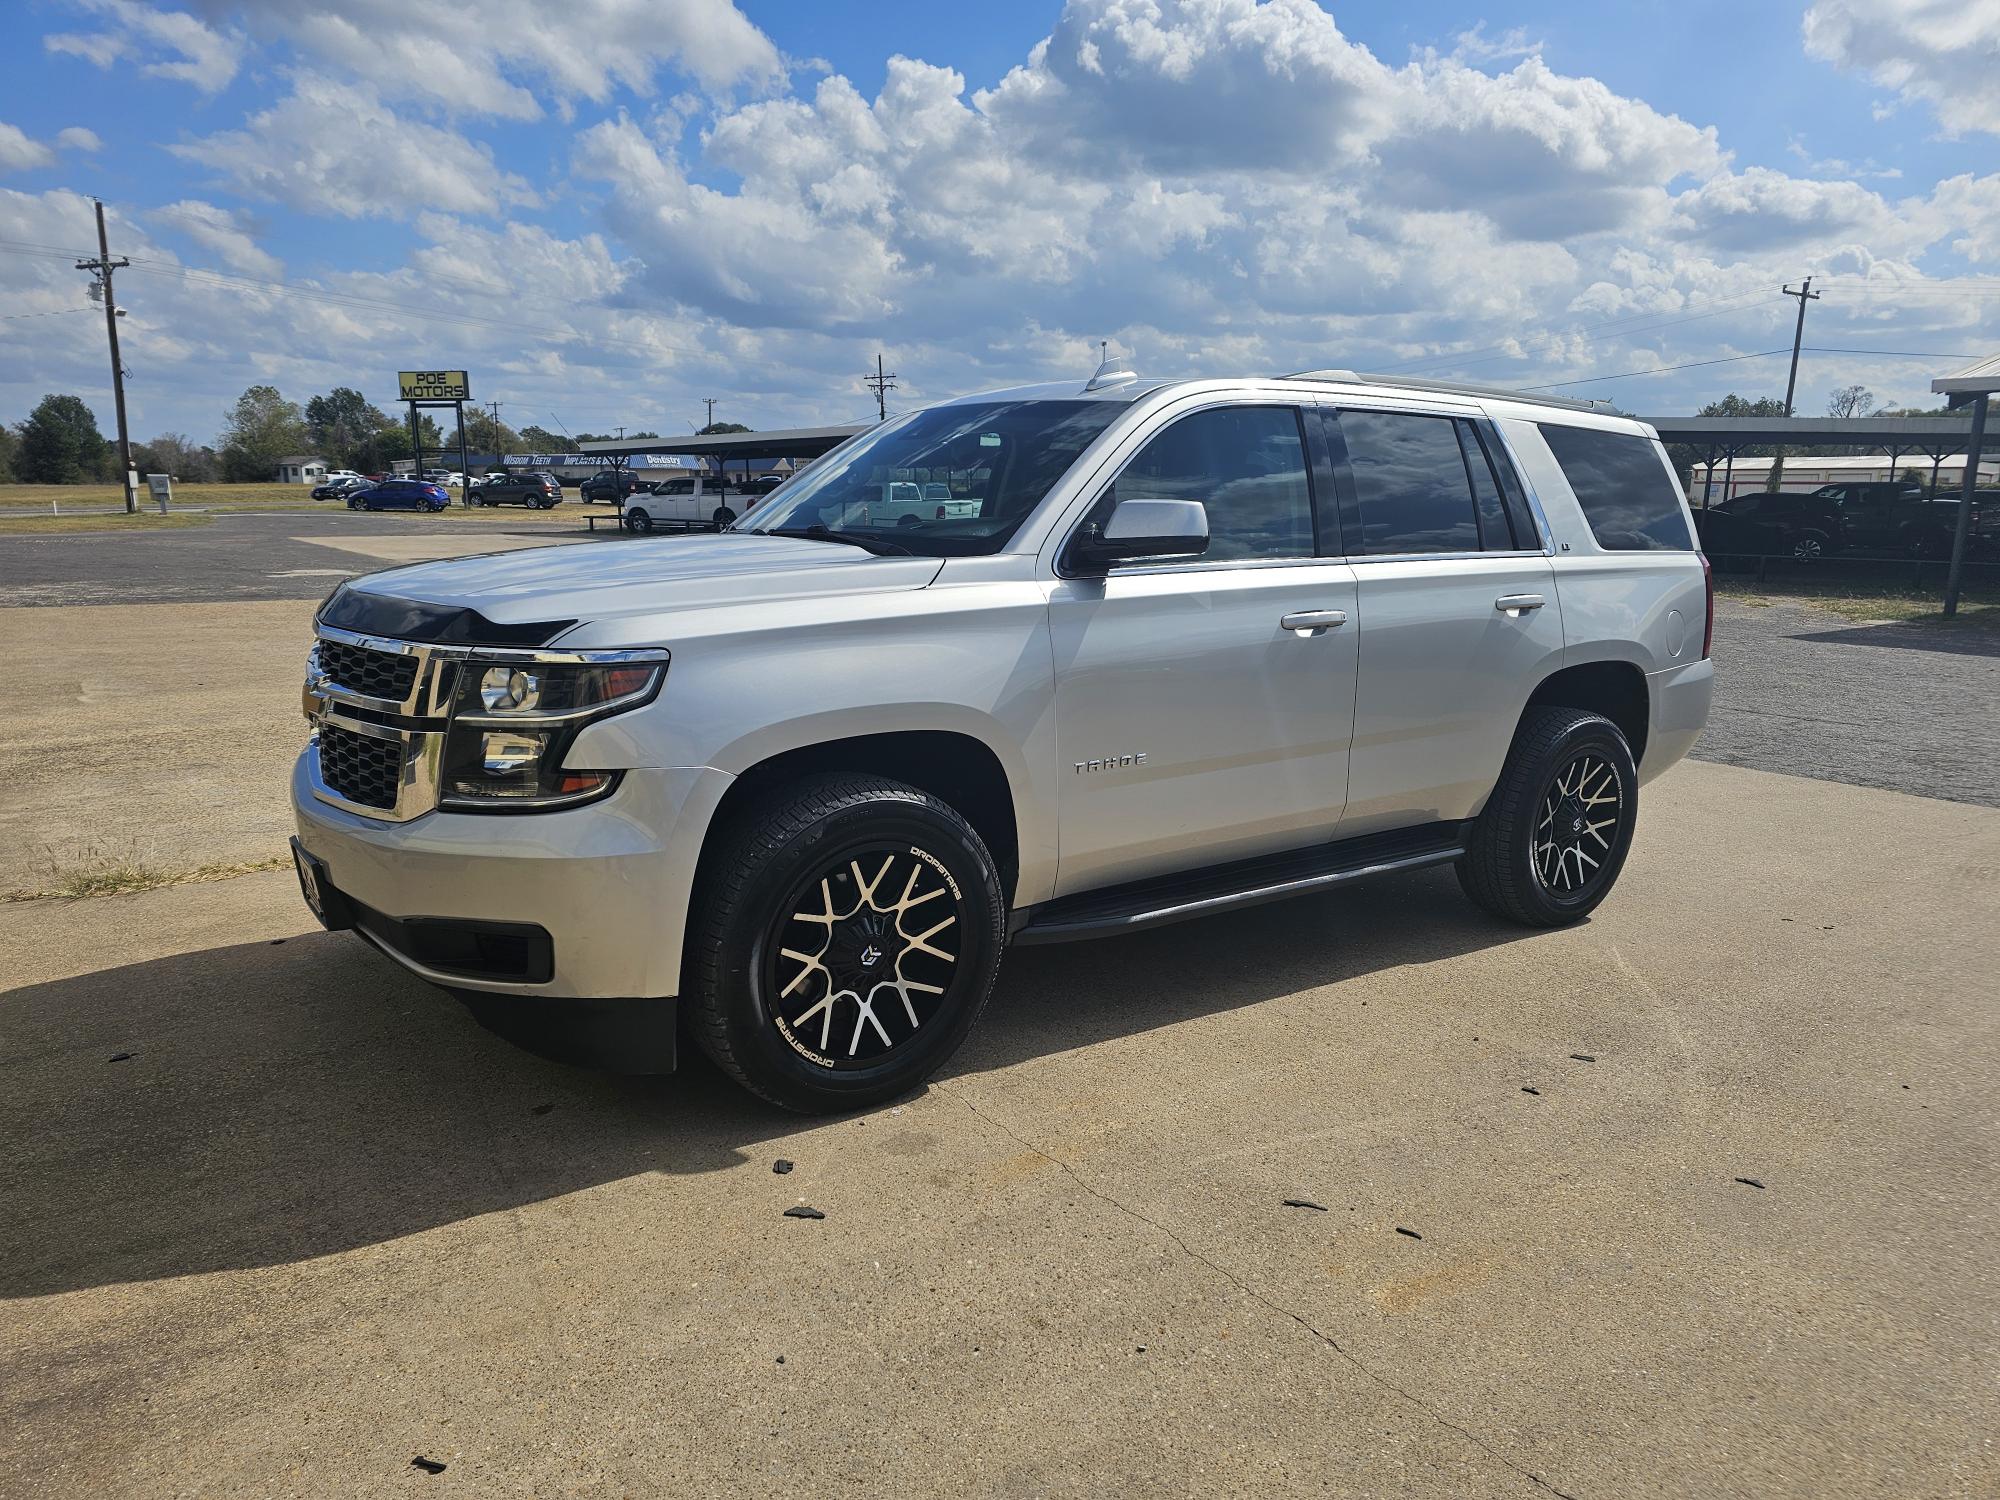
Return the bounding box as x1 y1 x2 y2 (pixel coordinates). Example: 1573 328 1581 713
398 369 471 402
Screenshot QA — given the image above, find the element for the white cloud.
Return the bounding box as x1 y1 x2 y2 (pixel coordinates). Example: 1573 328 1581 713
152 199 283 277
1804 0 2000 137
170 74 537 219
45 0 243 95
0 124 59 174
56 127 104 152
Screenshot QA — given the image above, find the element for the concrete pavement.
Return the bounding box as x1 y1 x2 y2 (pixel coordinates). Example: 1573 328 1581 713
3 759 1996 1498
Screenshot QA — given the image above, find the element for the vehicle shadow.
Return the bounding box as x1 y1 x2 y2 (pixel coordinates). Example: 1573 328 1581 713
0 866 1531 1299
1789 621 2000 658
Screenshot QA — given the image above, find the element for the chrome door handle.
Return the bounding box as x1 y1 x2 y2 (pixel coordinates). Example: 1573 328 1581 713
1495 594 1545 614
1281 609 1348 633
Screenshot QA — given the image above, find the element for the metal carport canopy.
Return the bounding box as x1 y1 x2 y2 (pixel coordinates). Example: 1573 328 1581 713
1930 354 1999 617
1640 415 1974 446
578 425 869 463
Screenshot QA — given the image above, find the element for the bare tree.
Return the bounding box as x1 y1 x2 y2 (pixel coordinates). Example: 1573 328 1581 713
1826 384 1877 419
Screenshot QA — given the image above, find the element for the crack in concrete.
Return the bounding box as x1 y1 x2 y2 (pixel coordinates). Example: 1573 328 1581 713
936 1081 1582 1500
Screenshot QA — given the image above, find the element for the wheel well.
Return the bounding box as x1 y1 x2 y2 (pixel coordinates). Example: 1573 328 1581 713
707 731 1020 895
1525 661 1649 764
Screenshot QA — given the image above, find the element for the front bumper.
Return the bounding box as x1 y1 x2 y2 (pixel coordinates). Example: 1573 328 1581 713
291 748 733 999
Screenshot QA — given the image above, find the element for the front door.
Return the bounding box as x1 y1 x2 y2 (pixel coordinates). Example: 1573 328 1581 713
1048 403 1359 895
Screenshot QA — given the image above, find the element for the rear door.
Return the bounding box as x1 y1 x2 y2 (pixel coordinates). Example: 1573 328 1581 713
1326 405 1563 836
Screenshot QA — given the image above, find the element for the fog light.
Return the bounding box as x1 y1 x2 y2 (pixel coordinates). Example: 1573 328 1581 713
481 732 545 774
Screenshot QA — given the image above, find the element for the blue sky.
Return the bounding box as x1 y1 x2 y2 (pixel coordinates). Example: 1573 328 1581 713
2 0 1996 446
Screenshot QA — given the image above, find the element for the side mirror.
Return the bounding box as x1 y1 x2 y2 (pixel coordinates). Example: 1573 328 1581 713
1071 498 1209 573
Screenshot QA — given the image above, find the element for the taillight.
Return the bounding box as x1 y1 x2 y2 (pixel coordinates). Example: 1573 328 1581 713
1699 552 1714 659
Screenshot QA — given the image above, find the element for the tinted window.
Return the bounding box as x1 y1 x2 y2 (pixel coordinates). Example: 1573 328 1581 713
1456 420 1515 549
1107 405 1313 561
1538 424 1693 551
1339 410 1480 554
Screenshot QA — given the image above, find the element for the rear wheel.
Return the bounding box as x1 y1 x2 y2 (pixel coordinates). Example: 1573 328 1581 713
712 506 736 528
1457 707 1637 927
687 775 1005 1112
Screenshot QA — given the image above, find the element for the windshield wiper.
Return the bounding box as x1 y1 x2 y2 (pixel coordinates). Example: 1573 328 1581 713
760 525 912 557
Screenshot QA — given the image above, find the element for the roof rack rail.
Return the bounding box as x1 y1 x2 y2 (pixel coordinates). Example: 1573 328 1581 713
1281 370 1610 414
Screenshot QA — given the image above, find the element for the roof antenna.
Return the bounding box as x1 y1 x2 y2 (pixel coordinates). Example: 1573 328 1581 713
1087 340 1136 392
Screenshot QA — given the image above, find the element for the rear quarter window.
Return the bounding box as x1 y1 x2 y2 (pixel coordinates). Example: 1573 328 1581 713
1538 423 1693 551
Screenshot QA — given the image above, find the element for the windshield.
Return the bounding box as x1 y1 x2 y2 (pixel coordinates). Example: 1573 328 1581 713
739 400 1128 556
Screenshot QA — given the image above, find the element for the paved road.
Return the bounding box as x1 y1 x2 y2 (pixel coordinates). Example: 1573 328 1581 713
3 760 1995 1498
1699 597 2000 807
0 510 606 608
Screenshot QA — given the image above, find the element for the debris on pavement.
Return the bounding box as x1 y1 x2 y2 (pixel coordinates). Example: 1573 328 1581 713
773 1159 794 1174
1395 1227 1423 1240
410 1457 446 1475
1569 1054 1596 1063
1282 1198 1328 1211
1521 1086 1541 1095
783 1205 826 1220
107 1052 133 1063
530 1103 554 1116
1734 1177 1766 1189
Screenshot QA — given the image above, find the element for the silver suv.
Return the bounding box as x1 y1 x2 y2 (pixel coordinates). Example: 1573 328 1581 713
291 363 1714 1111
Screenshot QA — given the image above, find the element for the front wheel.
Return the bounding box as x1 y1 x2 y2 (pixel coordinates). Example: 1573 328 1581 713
347 497 363 510
1457 707 1637 927
1791 530 1828 562
687 775 1006 1112
624 507 653 534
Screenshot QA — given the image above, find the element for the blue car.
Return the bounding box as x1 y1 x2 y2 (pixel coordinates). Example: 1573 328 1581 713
348 479 450 512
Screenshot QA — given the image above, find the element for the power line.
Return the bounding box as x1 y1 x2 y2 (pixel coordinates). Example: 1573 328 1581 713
0 306 97 321
1801 346 1982 358
1519 348 1791 391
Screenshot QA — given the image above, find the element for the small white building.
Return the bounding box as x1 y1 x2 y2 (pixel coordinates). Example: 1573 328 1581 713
1686 453 1999 503
275 455 330 484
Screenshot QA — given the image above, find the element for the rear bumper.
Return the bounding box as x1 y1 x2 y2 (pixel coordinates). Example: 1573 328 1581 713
1641 657 1713 783
290 750 733 999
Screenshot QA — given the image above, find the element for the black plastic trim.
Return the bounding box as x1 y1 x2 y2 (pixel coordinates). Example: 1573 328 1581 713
1012 821 1469 943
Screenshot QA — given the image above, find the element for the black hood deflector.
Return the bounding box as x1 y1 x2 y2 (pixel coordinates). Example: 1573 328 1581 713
316 584 574 646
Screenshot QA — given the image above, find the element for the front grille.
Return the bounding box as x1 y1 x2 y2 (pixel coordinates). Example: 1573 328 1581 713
320 639 418 702
319 723 404 810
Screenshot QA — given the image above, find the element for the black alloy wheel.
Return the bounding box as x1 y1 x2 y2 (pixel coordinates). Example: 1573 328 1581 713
1791 532 1826 562
762 846 966 1068
1458 706 1638 927
687 774 1005 1112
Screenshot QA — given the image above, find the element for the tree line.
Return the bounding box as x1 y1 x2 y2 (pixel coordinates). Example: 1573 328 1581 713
0 385 650 485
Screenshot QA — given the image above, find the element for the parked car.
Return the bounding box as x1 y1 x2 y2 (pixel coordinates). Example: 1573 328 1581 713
620 474 737 532
293 364 1712 1112
324 469 366 485
311 476 371 501
579 469 648 504
472 471 563 509
347 478 449 512
1691 491 1844 562
1811 482 1981 558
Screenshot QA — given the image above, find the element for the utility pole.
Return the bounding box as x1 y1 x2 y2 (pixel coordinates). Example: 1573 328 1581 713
1770 277 1820 492
864 353 897 423
702 397 717 430
1780 277 1819 418
75 198 135 512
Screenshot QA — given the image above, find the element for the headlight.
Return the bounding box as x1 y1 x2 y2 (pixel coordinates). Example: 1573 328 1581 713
440 652 666 810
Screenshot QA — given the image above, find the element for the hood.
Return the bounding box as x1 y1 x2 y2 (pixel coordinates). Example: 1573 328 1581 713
340 533 945 633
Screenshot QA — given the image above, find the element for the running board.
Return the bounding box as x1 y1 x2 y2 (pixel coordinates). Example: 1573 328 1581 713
1011 822 1468 945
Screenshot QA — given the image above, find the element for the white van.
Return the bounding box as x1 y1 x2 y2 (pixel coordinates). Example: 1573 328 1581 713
621 474 739 534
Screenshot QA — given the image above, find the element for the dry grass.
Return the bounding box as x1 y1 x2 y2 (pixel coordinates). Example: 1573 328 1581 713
1716 575 2000 628
3 855 290 903
0 483 313 512
0 511 213 533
